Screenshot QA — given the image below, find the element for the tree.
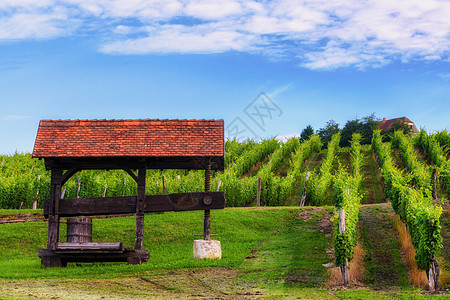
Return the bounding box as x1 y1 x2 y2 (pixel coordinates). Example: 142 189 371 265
317 120 340 147
300 125 314 143
339 113 381 147
360 113 381 144
340 118 363 147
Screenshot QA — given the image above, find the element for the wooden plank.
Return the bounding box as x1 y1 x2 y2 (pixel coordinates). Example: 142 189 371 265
147 191 225 212
55 196 137 217
52 191 225 217
56 242 124 251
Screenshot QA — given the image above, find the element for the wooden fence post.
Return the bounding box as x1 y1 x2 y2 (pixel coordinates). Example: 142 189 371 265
216 180 222 192
162 176 166 195
433 168 438 200
33 175 41 210
102 184 107 197
428 258 438 292
339 208 349 285
256 177 261 207
77 176 81 198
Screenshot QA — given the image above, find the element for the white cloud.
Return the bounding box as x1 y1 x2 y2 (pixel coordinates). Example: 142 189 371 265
101 23 257 54
185 0 243 20
439 73 450 80
1 0 449 69
276 133 299 143
0 115 29 120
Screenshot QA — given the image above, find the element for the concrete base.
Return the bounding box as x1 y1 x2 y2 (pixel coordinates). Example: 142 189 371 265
193 240 222 259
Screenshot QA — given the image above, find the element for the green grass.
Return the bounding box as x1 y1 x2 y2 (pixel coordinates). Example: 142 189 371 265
361 146 385 204
359 205 409 289
0 207 448 299
238 207 333 289
0 209 42 215
0 208 297 280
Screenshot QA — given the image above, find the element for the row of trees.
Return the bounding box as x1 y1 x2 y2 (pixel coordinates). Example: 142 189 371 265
372 130 442 291
333 133 363 285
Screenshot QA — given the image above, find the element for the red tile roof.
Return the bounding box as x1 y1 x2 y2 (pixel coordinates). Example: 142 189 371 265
32 119 224 158
379 116 419 133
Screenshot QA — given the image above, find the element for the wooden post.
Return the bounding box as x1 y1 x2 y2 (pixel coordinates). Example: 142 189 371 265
102 183 107 197
216 180 222 192
162 176 166 195
339 208 349 285
47 169 62 251
433 168 438 200
204 161 211 240
134 168 146 251
33 174 41 210
76 176 81 198
428 257 440 292
61 186 67 199
300 171 310 206
122 177 126 196
256 177 261 207
339 209 345 234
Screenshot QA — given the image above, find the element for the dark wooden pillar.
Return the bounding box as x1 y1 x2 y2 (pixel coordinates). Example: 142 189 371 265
47 168 62 250
134 168 146 251
204 160 211 240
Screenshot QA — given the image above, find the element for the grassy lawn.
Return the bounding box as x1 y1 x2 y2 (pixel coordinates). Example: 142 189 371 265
0 208 298 280
0 206 448 299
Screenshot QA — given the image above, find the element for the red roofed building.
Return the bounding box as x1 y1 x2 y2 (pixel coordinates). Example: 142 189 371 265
33 118 225 267
33 118 224 170
379 117 419 135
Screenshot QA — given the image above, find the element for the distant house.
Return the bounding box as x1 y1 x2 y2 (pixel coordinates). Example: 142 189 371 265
379 116 419 134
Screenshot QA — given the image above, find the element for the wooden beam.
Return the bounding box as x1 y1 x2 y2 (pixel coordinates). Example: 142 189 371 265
50 191 225 217
44 156 224 172
61 166 80 186
56 242 124 252
123 168 139 184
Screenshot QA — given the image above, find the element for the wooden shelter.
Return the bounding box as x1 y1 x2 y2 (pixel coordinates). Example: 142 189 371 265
32 119 225 267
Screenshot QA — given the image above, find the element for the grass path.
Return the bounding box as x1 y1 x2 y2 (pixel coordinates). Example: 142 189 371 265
361 148 385 204
359 205 410 289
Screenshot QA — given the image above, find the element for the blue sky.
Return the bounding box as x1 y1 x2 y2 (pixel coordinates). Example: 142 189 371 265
0 0 449 154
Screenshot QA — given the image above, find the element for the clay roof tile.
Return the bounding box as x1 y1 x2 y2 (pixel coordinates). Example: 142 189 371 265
32 118 224 158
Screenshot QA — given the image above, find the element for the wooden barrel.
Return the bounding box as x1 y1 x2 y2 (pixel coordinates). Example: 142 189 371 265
67 218 92 243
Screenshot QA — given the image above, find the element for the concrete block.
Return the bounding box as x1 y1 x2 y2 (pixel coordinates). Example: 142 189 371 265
193 239 222 259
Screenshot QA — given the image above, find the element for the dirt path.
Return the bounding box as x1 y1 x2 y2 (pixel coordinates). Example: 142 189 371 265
358 205 409 289
0 268 261 300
